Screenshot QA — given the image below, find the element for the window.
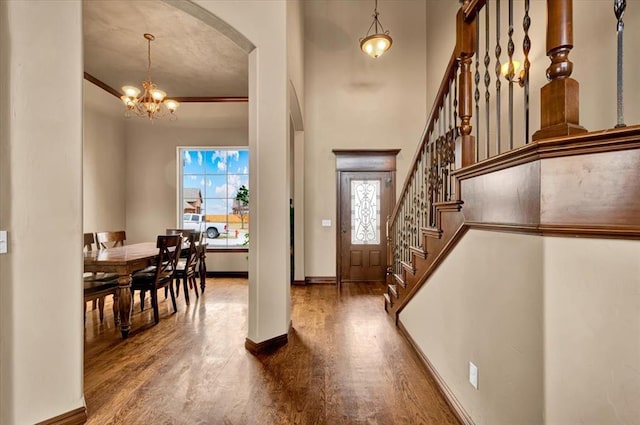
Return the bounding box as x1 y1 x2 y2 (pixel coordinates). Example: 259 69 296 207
178 148 249 249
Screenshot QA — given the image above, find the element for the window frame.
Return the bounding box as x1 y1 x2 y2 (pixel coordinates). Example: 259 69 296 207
177 146 249 252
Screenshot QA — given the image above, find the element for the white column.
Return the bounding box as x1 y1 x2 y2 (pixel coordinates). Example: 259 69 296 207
0 1 84 423
195 1 291 344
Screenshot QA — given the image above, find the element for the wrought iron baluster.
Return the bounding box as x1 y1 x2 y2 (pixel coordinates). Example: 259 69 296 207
417 153 423 236
484 2 491 161
423 141 428 232
438 112 444 203
411 174 416 249
474 11 480 162
450 81 455 200
507 0 515 150
495 0 502 156
523 0 531 143
615 0 626 128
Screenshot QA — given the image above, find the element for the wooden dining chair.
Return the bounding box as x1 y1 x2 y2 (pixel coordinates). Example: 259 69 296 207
167 229 207 292
95 230 126 249
131 235 182 324
174 232 200 305
83 232 118 324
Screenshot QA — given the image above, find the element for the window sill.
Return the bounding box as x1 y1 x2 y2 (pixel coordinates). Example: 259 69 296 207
206 247 249 253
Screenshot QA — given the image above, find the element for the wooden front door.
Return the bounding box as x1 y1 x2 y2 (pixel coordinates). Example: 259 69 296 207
334 150 399 287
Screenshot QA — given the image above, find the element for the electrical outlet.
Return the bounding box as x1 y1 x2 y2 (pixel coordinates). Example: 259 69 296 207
469 361 479 389
321 219 332 227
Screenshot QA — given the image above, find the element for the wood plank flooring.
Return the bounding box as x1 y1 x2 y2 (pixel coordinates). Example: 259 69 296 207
84 278 459 425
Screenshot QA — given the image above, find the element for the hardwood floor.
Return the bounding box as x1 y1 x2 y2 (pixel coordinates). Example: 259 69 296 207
84 278 459 425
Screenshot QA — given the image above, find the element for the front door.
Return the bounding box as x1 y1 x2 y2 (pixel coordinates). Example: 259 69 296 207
339 171 393 283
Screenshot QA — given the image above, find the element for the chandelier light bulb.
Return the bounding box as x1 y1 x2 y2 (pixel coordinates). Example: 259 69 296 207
360 33 392 59
122 86 141 98
164 99 180 112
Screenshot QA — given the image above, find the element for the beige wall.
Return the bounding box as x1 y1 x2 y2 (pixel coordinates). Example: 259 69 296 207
83 81 250 271
402 6 640 422
83 80 127 233
544 237 640 425
0 2 84 424
157 1 292 344
303 0 428 277
287 0 306 282
401 230 545 424
123 104 248 272
425 0 458 108
401 230 640 424
573 1 640 130
123 106 248 244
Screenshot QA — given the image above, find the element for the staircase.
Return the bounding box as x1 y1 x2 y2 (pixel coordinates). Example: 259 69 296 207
385 201 466 319
383 0 618 321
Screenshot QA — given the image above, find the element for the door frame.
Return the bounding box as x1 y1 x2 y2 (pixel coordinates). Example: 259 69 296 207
333 149 400 288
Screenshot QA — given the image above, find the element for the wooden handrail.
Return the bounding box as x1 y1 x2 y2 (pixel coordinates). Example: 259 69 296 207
462 0 487 21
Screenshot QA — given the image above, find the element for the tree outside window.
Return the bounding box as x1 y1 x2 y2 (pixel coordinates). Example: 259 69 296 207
179 148 249 249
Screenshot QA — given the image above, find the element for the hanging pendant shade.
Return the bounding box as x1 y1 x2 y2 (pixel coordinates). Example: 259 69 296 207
359 0 393 58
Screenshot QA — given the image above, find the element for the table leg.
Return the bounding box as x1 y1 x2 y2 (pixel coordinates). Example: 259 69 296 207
117 274 133 338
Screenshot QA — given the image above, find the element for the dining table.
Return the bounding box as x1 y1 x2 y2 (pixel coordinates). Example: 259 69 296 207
84 242 160 338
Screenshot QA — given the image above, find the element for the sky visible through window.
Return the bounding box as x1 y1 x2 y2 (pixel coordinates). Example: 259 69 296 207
180 148 249 248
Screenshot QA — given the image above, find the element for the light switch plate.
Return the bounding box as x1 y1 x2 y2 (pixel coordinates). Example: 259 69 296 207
0 230 7 254
321 219 332 227
469 361 479 389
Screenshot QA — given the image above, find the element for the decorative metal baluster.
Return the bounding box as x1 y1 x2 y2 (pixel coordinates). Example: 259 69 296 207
451 77 457 199
421 141 427 231
427 137 433 227
402 201 407 266
615 0 626 128
439 112 444 203
495 0 502 155
398 198 406 264
523 0 531 142
416 149 424 237
447 85 453 201
484 2 491 160
427 137 436 227
423 141 428 231
507 0 515 150
411 174 416 248
474 12 481 162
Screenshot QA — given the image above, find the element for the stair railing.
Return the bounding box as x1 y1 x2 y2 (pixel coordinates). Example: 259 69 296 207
387 1 479 284
387 0 587 293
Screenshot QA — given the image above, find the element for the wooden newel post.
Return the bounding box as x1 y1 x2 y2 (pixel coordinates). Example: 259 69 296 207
532 0 587 141
455 6 476 168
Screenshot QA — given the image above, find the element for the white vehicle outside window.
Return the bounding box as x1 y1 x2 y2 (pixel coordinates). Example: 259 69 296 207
178 148 249 248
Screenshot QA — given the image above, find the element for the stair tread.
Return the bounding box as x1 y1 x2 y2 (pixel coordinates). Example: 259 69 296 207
401 260 416 275
388 284 398 298
393 273 406 288
409 245 427 259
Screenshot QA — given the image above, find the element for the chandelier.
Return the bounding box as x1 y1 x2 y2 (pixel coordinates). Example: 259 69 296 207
120 33 179 121
359 0 393 59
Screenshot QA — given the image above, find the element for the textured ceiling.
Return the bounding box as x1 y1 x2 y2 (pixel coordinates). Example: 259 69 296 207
83 0 249 99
